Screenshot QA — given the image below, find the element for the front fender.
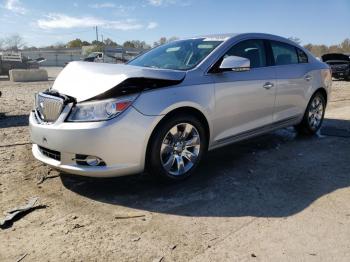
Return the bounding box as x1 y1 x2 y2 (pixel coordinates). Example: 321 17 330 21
132 83 215 141
133 83 214 116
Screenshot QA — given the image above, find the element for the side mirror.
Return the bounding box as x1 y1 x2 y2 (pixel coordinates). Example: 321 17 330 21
219 56 250 72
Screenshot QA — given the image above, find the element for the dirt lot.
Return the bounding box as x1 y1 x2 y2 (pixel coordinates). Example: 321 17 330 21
1 68 350 262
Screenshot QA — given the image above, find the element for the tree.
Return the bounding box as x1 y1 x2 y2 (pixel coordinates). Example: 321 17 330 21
23 46 38 51
159 37 167 45
67 38 83 48
132 40 149 49
167 36 179 43
91 40 104 46
153 36 179 47
5 34 25 51
52 42 66 48
123 41 134 48
0 38 4 50
288 37 301 45
82 41 91 46
122 40 149 49
103 38 118 47
328 44 340 53
86 45 103 55
304 43 330 57
340 38 350 53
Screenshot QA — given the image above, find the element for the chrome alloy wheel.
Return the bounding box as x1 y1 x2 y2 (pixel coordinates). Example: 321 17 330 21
160 123 201 176
308 96 324 130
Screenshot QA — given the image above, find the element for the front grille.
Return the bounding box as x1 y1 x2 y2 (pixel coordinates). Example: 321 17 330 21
35 92 64 123
39 146 61 161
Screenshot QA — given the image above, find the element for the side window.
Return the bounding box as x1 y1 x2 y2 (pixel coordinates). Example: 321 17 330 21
224 39 266 68
296 48 308 63
270 41 298 65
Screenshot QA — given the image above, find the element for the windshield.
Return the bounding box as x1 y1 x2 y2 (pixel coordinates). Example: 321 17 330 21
128 38 223 70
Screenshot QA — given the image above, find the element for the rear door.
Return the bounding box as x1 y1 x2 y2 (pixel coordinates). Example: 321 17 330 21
269 40 311 122
210 39 277 142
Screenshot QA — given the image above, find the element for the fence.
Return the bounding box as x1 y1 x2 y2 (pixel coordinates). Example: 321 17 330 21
21 48 82 67
20 47 146 67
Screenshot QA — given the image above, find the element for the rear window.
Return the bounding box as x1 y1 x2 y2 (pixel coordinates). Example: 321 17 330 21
297 48 308 63
271 41 298 65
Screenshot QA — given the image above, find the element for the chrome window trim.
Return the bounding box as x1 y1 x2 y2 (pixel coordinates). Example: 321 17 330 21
204 37 312 75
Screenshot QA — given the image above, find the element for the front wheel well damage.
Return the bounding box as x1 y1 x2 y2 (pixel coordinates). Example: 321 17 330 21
145 106 210 169
314 88 328 104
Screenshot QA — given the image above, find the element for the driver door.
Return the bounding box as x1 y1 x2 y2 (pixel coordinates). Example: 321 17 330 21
210 39 277 142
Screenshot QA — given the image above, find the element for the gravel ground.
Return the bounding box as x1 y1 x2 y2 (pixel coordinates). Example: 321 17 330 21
0 67 349 261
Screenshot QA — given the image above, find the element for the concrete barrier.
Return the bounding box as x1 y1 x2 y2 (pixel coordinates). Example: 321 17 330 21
9 69 48 82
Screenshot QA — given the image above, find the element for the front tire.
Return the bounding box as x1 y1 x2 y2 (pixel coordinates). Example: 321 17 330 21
295 92 326 135
147 114 207 182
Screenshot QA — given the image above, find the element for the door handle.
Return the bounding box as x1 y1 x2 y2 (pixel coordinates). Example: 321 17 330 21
263 82 274 90
305 75 312 81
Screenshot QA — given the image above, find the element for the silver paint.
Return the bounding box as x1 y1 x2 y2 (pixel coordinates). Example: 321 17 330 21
30 33 332 177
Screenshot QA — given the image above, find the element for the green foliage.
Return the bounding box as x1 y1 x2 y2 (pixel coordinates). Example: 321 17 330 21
91 40 104 46
67 38 83 48
123 40 150 49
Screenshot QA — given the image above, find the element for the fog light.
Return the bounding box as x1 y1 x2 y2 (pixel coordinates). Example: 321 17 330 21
85 156 101 166
74 154 106 166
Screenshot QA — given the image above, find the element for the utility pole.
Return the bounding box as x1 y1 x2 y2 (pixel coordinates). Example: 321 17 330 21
101 34 104 43
95 26 99 42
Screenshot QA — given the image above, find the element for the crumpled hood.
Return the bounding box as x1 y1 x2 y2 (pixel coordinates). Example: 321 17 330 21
52 61 186 102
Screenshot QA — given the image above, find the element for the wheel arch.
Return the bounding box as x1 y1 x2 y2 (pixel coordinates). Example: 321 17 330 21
314 87 328 104
303 87 328 117
145 106 211 169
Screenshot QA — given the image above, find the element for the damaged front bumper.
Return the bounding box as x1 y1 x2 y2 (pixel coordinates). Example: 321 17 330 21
29 105 159 177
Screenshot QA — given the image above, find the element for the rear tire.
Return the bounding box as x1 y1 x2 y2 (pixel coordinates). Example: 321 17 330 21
147 114 207 182
295 91 326 135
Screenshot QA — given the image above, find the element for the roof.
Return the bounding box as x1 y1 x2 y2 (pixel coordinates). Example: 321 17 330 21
187 33 294 43
197 33 238 41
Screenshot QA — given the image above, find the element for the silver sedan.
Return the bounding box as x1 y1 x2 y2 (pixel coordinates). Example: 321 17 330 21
29 33 332 181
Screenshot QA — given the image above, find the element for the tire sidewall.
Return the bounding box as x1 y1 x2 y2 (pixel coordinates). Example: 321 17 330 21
304 92 326 133
148 114 207 181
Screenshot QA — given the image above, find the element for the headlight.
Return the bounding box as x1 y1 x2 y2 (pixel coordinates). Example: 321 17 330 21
67 94 138 122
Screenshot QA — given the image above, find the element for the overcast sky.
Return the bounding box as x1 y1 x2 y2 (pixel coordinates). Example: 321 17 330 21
0 0 349 47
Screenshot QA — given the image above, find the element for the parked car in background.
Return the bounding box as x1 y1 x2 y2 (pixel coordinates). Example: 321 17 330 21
322 53 350 80
83 52 104 62
30 33 332 182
